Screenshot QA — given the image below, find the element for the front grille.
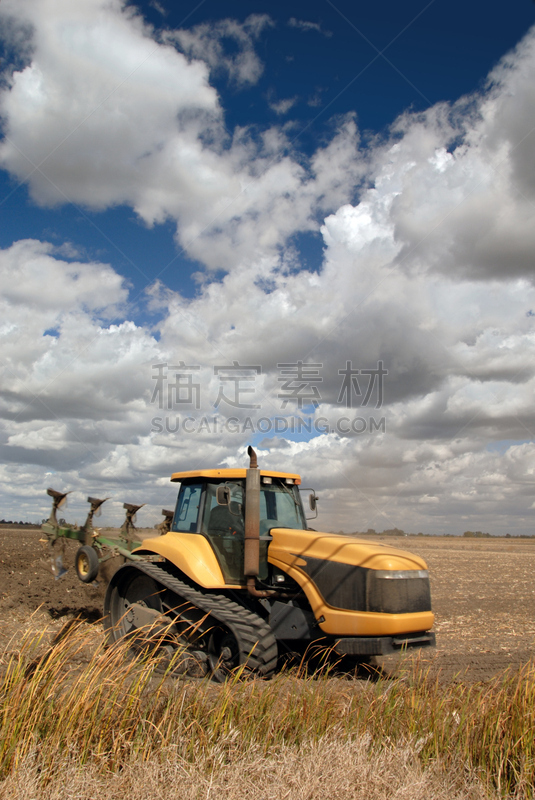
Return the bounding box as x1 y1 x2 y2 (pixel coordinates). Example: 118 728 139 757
295 556 431 614
366 569 431 614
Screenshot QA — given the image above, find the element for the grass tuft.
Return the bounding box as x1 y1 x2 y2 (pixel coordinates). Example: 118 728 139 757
0 623 534 798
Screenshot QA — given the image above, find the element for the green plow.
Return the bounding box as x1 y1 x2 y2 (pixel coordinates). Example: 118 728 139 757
41 488 173 583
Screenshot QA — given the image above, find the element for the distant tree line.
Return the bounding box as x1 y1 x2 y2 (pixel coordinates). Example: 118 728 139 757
336 527 535 538
343 528 410 537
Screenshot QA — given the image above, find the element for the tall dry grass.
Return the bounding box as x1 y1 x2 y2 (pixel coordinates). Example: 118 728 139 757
0 622 533 799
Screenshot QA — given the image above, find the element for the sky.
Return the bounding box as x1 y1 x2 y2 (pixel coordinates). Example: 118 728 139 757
1 0 535 535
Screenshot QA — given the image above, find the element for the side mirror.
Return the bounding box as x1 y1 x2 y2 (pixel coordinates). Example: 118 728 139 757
301 487 318 520
216 485 230 506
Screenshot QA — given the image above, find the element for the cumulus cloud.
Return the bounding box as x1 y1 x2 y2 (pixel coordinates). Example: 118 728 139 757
0 1 360 272
0 239 126 314
1 3 535 534
0 0 219 210
379 56 535 283
0 241 160 477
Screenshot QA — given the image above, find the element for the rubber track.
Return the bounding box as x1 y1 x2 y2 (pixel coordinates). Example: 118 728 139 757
113 561 278 677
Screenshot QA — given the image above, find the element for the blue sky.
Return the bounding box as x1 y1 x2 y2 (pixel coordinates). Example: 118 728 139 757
1 0 535 534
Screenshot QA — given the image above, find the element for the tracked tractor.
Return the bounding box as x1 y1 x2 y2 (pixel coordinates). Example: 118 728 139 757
43 447 435 678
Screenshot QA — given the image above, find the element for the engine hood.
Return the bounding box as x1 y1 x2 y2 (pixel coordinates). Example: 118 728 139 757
268 528 428 572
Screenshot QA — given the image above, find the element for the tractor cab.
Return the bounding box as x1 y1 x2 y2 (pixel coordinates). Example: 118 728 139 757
170 468 306 584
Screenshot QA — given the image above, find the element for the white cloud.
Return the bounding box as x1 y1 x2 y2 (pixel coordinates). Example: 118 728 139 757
0 0 219 209
168 14 274 88
1 6 535 534
0 239 126 313
288 18 332 37
269 97 298 116
0 1 359 272
376 49 535 283
0 240 160 445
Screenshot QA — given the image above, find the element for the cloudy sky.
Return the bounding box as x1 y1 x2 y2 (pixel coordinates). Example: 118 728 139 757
1 0 535 535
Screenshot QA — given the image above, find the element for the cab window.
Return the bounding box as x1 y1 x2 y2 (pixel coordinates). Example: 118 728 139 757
202 482 244 537
172 483 203 532
201 482 246 585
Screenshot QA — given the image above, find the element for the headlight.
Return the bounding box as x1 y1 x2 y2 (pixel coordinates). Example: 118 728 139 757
372 569 429 580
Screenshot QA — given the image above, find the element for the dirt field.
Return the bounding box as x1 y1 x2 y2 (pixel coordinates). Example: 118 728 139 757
386 534 535 681
1 527 534 682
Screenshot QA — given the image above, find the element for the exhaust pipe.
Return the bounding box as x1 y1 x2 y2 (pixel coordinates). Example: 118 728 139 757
244 445 260 580
244 446 274 598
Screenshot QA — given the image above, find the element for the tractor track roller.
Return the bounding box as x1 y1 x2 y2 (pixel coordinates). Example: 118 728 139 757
103 561 278 680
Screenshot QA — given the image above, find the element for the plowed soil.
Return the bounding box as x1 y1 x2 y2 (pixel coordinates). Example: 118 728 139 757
1 527 534 682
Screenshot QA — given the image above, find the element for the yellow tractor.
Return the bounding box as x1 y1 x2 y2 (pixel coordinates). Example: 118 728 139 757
102 447 434 677
44 447 435 677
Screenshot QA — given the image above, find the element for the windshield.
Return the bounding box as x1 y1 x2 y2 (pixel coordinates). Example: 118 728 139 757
259 481 306 533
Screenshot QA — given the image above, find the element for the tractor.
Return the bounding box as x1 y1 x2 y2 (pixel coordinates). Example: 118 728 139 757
42 447 435 677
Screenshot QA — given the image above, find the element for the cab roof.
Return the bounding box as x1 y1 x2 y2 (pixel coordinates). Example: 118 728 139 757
170 469 301 485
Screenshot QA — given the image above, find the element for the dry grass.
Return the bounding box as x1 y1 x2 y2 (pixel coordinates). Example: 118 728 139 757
0 739 496 800
0 623 533 799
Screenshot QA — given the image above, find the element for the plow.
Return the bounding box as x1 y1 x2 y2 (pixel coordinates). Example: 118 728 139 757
43 488 173 583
